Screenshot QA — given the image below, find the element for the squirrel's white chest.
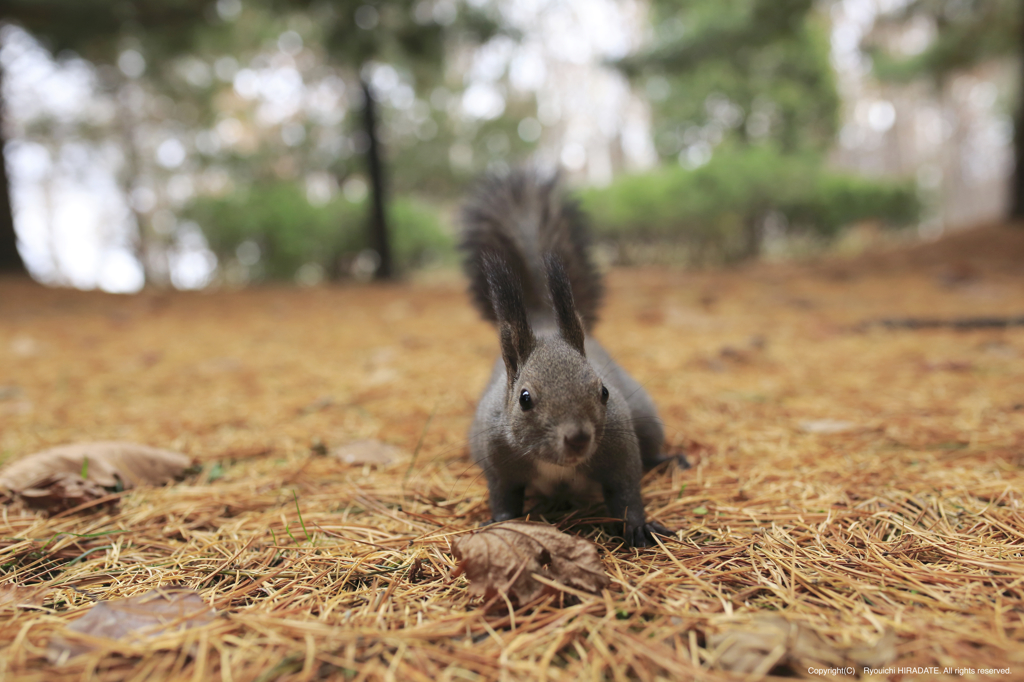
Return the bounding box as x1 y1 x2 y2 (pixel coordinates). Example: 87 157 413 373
530 461 601 499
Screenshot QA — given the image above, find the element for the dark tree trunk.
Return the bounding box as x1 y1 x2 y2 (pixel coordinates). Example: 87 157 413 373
361 77 393 280
115 83 155 286
743 211 763 260
0 64 27 275
1012 15 1024 221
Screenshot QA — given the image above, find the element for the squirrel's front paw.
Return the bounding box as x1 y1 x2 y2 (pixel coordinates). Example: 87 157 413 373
625 520 674 548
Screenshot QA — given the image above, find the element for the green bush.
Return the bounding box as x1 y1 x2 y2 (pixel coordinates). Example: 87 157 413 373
578 147 920 263
388 198 455 268
184 181 453 281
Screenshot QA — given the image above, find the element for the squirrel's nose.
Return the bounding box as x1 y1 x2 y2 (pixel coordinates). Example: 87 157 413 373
563 429 592 454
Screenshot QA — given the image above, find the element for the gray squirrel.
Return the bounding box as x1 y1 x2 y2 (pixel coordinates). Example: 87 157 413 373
461 168 678 547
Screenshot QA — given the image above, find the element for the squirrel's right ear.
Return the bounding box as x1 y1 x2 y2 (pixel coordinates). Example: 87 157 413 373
483 251 535 386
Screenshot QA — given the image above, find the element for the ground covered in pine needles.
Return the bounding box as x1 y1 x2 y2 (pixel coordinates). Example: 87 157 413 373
1 223 1023 681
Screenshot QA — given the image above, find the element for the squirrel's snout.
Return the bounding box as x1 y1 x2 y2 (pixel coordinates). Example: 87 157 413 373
563 428 594 456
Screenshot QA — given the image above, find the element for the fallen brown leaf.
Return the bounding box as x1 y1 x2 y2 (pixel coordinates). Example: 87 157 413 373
332 440 402 467
47 587 216 664
451 521 609 604
707 614 896 676
797 419 860 435
923 360 974 372
0 385 23 400
0 441 192 510
0 584 52 610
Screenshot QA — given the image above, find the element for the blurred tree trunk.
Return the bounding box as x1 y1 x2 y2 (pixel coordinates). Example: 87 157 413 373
743 210 764 260
361 77 392 280
115 84 155 286
0 65 28 276
1012 17 1024 221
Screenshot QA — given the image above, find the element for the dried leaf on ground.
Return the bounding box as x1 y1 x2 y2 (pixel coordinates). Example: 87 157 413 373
0 584 51 609
332 440 403 467
707 615 896 675
0 385 23 400
0 441 192 510
451 521 609 604
923 360 974 372
47 587 216 664
797 419 860 434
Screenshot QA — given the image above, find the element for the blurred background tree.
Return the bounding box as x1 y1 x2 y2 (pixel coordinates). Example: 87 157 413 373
262 0 503 279
0 0 1021 287
0 0 523 284
0 63 20 274
0 0 223 277
0 0 233 281
606 0 919 262
865 0 1023 219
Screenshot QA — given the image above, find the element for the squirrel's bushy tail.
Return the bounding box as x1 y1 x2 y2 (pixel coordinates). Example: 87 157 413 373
460 168 603 330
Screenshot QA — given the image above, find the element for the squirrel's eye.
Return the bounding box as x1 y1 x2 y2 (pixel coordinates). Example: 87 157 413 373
519 389 534 411
600 385 609 404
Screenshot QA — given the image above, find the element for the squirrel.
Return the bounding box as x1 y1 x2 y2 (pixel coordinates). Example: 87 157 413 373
461 168 679 547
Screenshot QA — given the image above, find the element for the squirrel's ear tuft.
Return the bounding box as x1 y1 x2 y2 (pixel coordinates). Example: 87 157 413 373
545 254 586 356
483 250 536 385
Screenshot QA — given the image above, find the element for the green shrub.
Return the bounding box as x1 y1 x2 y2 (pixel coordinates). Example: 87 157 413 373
578 147 920 264
184 181 453 281
388 198 455 269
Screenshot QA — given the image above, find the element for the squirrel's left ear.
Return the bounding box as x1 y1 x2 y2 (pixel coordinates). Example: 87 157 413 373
545 254 586 356
484 250 536 386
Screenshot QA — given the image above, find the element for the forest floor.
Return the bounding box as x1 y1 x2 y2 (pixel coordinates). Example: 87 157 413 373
1 223 1024 681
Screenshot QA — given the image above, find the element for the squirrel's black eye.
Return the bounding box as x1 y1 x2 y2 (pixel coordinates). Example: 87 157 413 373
600 385 609 404
519 389 534 411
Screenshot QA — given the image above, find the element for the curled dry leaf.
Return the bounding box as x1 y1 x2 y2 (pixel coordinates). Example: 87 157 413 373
47 587 216 664
0 583 52 610
332 440 403 467
451 521 609 604
707 614 896 675
0 441 192 510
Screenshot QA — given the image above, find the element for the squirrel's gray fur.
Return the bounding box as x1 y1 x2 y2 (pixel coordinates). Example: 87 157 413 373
461 167 675 547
